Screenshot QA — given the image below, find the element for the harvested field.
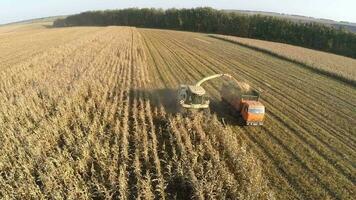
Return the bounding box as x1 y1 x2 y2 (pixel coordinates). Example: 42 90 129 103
0 24 355 199
141 29 355 199
211 34 356 84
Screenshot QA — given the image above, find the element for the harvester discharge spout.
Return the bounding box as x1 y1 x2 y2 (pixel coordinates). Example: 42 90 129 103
195 74 232 86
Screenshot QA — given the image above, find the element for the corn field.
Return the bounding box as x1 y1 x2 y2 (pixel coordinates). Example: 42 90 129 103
0 25 272 199
141 29 355 200
0 23 355 199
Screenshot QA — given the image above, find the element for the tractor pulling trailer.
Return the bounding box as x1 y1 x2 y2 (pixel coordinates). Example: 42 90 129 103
177 74 265 125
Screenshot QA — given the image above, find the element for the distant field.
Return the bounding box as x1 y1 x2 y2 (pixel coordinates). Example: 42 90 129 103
211 34 356 84
0 22 102 70
0 21 50 33
224 10 356 33
0 24 355 199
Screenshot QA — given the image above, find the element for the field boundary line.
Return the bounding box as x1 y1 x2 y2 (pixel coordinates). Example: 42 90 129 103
209 35 356 87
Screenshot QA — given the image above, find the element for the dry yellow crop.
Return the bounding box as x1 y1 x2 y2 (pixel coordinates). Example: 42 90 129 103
0 25 272 199
141 29 355 199
1 23 354 199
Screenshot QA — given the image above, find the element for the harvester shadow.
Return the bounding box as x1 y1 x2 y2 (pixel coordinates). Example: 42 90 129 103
42 24 54 28
129 88 179 114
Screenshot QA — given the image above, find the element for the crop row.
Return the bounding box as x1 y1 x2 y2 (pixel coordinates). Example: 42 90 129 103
140 29 355 199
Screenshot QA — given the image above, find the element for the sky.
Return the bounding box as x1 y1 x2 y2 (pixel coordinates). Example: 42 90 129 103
1 0 355 24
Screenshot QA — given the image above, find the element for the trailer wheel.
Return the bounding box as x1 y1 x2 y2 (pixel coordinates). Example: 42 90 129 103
236 116 246 126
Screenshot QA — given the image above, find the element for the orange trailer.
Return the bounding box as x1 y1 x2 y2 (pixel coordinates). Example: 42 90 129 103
221 84 265 125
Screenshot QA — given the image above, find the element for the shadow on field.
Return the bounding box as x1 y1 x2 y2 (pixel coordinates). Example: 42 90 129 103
42 24 53 28
129 88 179 114
165 175 194 199
210 99 245 126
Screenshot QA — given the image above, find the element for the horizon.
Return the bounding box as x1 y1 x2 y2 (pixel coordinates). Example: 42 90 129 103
2 8 355 26
1 0 356 25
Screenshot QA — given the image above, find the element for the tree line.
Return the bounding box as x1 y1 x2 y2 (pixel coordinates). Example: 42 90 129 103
53 7 356 58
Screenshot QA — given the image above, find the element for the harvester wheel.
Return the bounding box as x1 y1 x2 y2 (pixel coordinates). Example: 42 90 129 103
236 116 246 126
202 108 210 116
178 107 188 116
